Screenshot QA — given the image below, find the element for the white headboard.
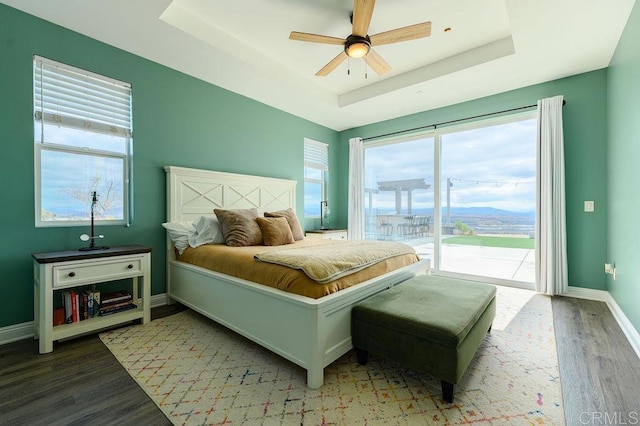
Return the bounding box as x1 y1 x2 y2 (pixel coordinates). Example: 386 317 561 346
164 166 297 223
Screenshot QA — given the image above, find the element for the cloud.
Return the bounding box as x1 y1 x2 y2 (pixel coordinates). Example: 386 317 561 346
363 118 536 213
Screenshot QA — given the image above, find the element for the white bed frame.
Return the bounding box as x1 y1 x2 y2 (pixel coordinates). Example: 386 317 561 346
165 166 428 388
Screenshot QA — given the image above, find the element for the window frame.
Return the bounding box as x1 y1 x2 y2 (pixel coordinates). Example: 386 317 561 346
33 55 133 228
303 138 329 218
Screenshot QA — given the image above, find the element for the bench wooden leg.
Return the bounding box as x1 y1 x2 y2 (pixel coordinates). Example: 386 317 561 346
441 380 454 403
355 348 369 365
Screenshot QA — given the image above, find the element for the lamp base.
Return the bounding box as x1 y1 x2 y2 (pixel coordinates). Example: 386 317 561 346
79 245 110 251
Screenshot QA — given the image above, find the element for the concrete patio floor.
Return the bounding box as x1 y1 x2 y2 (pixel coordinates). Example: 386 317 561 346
402 237 536 285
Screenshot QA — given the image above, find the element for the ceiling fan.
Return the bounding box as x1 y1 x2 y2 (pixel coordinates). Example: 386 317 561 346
289 0 431 77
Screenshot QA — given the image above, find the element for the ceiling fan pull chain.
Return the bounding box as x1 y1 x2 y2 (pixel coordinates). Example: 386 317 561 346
347 57 351 75
365 61 368 79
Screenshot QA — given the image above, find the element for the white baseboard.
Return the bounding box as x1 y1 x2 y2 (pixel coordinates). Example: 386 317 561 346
0 321 35 345
564 285 610 302
564 286 640 360
0 293 169 346
150 292 169 308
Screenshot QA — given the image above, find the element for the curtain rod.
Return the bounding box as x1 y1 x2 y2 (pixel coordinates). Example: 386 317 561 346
362 99 566 142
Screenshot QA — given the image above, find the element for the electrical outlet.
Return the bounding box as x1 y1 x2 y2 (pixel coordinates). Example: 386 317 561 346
605 263 614 274
605 263 617 280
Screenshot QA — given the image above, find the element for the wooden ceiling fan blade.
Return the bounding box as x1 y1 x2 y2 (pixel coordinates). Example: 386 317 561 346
316 51 348 76
364 49 391 76
352 0 375 37
369 22 432 46
289 31 346 45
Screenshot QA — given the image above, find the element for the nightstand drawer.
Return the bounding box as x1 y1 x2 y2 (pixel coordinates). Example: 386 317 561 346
325 232 347 240
53 257 143 288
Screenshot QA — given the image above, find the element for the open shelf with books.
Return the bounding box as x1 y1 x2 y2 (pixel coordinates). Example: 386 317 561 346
33 245 151 354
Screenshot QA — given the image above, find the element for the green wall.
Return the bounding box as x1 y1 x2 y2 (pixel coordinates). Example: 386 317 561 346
608 0 640 332
338 70 609 292
0 4 338 328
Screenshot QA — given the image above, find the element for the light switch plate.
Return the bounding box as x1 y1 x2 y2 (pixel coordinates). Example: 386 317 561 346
584 200 595 212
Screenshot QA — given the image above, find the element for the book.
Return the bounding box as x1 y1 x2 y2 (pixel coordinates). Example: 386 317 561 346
101 291 132 305
62 291 73 324
100 299 137 310
79 292 86 320
99 303 137 316
92 289 100 316
70 291 78 323
53 307 65 326
84 290 94 318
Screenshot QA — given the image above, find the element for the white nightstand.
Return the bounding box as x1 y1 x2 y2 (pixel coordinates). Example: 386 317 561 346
33 245 151 354
305 229 348 241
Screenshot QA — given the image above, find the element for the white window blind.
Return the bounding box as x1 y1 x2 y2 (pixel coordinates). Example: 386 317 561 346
34 55 132 139
304 139 328 171
303 138 328 217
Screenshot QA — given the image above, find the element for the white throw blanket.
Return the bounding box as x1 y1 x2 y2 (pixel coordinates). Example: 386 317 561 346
254 240 416 283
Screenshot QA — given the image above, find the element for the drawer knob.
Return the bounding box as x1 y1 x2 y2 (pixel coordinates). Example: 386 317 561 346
127 264 134 269
68 272 76 277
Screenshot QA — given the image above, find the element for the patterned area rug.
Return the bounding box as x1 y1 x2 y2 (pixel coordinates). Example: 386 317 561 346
100 289 563 425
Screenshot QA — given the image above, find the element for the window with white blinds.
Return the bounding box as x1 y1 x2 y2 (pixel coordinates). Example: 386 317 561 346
303 138 328 217
33 55 133 227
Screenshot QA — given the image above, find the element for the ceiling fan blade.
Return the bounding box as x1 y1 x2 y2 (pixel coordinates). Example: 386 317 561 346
289 31 346 45
363 48 392 76
369 22 432 46
352 0 375 37
316 51 348 76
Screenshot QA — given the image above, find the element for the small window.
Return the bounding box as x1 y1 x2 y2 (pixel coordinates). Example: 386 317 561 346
33 56 133 227
303 138 328 217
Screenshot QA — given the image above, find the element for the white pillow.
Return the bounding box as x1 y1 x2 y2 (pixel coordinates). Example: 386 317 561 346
189 215 225 247
162 221 196 254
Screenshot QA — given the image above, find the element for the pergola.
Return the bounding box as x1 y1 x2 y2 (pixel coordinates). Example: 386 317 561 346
376 178 431 214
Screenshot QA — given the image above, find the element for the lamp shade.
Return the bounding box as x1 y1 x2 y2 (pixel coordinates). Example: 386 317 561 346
346 42 369 58
344 35 371 58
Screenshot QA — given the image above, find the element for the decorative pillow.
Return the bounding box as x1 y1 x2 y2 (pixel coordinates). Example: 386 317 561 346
189 215 226 247
214 208 263 247
264 208 304 241
256 217 295 246
162 221 196 254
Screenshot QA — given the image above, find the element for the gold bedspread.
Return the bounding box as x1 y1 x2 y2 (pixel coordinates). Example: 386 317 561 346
254 240 417 284
177 239 420 299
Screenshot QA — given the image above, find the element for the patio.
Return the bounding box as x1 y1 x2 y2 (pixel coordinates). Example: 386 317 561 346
389 235 535 285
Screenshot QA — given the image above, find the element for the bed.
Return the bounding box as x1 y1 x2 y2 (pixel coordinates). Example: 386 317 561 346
164 165 429 388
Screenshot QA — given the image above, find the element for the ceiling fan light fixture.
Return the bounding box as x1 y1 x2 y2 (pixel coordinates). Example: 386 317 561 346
345 35 371 58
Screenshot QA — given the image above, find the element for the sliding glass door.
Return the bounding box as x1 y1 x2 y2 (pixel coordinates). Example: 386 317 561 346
363 135 434 259
363 113 537 287
439 117 537 285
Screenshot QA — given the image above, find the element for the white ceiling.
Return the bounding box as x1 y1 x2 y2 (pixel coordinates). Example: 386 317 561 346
3 0 636 131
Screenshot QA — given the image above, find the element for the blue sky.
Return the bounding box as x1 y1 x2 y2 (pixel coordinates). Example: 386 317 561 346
364 117 537 213
37 123 126 220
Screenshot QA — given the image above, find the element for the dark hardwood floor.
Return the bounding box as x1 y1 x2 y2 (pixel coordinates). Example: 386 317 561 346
1 298 638 425
552 296 640 426
0 304 184 426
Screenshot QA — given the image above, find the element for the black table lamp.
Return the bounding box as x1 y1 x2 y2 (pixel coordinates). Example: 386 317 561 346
79 191 110 251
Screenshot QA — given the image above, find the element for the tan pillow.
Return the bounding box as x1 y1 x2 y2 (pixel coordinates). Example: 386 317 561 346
256 217 295 246
214 208 263 247
264 208 304 241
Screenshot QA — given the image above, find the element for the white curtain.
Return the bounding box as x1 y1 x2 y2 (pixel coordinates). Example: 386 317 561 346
535 95 568 295
348 137 365 240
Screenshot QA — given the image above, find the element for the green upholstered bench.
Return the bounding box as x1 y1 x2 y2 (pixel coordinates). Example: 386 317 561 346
351 275 496 403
